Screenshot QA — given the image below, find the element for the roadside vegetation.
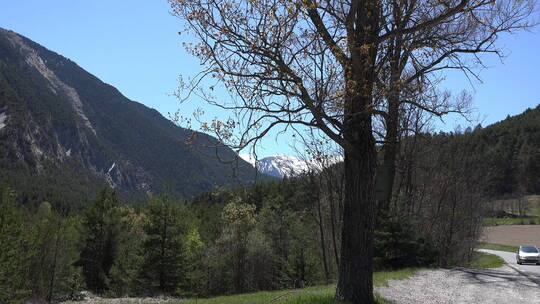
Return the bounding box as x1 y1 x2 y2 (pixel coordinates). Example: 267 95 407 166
477 242 519 253
468 252 505 268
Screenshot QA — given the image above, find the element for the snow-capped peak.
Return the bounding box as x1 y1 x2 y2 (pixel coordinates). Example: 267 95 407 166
240 153 343 178
257 154 308 178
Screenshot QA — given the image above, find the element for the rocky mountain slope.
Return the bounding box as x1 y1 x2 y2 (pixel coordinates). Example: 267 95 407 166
0 28 260 208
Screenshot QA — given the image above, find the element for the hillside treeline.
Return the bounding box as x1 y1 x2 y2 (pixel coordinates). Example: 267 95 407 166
1 126 490 303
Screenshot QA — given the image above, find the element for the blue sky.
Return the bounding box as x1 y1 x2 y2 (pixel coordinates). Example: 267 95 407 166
1 0 539 157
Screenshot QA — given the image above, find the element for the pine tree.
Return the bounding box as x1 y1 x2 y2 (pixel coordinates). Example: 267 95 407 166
140 195 188 294
77 189 122 294
108 206 145 296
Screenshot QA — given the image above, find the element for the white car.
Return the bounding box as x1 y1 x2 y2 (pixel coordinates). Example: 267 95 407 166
516 245 540 265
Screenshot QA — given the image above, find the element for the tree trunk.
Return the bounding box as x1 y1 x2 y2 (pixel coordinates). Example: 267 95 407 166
324 164 343 268
315 184 330 282
328 184 341 267
47 225 61 303
336 110 377 303
376 39 402 216
160 208 168 292
336 1 379 301
336 144 376 303
376 100 398 215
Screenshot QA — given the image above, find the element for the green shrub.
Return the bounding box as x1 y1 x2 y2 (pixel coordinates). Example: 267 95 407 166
374 220 437 270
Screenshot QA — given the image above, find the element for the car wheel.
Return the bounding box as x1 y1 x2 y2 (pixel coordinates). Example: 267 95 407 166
517 260 522 265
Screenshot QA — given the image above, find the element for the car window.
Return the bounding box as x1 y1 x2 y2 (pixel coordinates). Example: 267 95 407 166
521 246 539 253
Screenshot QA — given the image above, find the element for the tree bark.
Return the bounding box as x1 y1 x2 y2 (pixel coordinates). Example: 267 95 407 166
335 0 380 301
376 38 402 216
336 137 377 303
336 76 377 303
327 181 341 268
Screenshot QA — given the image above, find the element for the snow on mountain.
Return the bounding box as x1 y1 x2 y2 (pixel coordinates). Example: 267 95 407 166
239 153 257 166
257 155 309 178
240 153 343 178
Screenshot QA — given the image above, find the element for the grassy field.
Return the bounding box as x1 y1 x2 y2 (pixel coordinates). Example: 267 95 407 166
177 268 423 304
469 252 505 268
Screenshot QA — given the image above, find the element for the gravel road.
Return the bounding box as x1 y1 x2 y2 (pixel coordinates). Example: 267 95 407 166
376 249 540 304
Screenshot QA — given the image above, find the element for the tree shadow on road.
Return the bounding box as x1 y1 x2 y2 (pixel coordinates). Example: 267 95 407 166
452 266 540 288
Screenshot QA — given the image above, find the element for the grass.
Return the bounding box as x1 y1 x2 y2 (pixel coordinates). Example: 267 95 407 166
477 242 519 253
483 217 540 225
469 252 505 268
177 268 423 304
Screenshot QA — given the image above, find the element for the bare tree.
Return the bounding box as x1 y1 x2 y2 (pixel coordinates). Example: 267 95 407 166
299 131 344 270
400 133 490 266
296 133 344 280
373 0 536 215
169 0 536 302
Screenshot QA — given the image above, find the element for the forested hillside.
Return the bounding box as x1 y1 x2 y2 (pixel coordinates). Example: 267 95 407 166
466 106 540 196
0 28 262 209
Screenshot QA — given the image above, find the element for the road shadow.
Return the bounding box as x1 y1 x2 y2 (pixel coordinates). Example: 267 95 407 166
452 266 540 287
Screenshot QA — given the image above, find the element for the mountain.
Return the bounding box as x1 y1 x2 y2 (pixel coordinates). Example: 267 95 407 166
240 154 309 178
0 28 261 209
240 154 343 178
